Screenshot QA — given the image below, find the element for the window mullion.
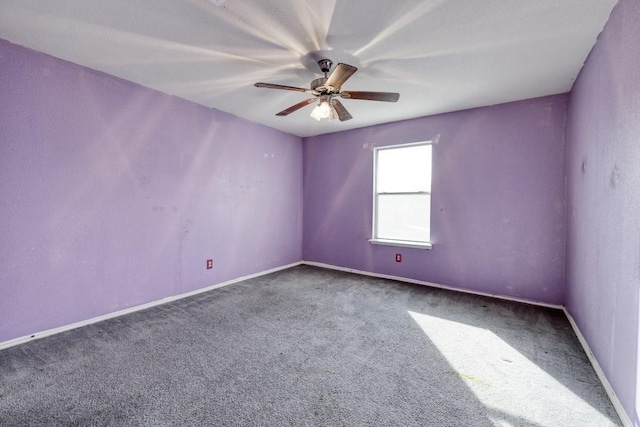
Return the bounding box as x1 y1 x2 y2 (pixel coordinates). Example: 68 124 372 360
376 191 430 196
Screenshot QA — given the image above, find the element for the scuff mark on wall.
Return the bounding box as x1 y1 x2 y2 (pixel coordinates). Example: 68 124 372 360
610 164 620 187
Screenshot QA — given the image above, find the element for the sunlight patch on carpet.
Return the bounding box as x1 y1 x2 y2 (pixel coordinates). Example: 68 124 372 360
408 310 617 426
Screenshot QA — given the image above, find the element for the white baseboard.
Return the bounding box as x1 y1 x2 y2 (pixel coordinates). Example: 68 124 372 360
302 261 563 310
0 261 302 351
564 309 633 427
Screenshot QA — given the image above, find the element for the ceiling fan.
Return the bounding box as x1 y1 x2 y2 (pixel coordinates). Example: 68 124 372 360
254 59 399 122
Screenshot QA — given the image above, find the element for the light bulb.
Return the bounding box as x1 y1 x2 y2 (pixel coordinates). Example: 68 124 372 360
311 96 338 121
310 101 332 121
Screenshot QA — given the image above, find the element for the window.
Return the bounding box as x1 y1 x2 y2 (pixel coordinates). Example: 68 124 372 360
370 141 433 249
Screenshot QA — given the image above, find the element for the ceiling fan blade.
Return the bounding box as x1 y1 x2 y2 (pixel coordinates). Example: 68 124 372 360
254 82 310 93
340 91 400 102
276 98 317 116
324 63 357 91
331 99 353 122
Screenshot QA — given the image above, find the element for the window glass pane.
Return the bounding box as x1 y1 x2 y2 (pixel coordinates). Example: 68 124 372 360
377 144 431 193
376 193 430 242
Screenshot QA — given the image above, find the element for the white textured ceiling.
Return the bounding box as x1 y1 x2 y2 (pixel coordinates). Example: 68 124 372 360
0 0 617 137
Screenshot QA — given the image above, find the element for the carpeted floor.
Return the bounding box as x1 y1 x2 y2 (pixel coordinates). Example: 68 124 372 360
0 265 622 426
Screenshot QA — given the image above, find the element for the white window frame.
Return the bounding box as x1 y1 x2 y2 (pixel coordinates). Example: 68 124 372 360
369 141 433 250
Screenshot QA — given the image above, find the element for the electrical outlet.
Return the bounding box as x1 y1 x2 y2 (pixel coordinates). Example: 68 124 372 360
206 259 213 269
395 253 402 263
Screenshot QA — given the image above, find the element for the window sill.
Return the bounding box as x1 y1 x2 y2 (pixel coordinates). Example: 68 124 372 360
368 238 433 250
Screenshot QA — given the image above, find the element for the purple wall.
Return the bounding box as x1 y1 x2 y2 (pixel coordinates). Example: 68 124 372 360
566 0 640 422
303 95 568 305
0 39 303 343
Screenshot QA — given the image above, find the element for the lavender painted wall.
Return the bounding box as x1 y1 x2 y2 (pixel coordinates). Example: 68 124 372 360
303 95 567 304
566 0 640 422
0 39 303 343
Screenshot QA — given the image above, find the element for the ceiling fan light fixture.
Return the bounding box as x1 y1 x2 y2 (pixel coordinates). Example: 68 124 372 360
310 98 336 121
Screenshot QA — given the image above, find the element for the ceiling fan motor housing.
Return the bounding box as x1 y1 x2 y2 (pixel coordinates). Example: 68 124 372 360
311 77 329 92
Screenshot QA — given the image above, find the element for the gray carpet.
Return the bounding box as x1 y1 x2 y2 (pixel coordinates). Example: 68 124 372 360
0 265 622 426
